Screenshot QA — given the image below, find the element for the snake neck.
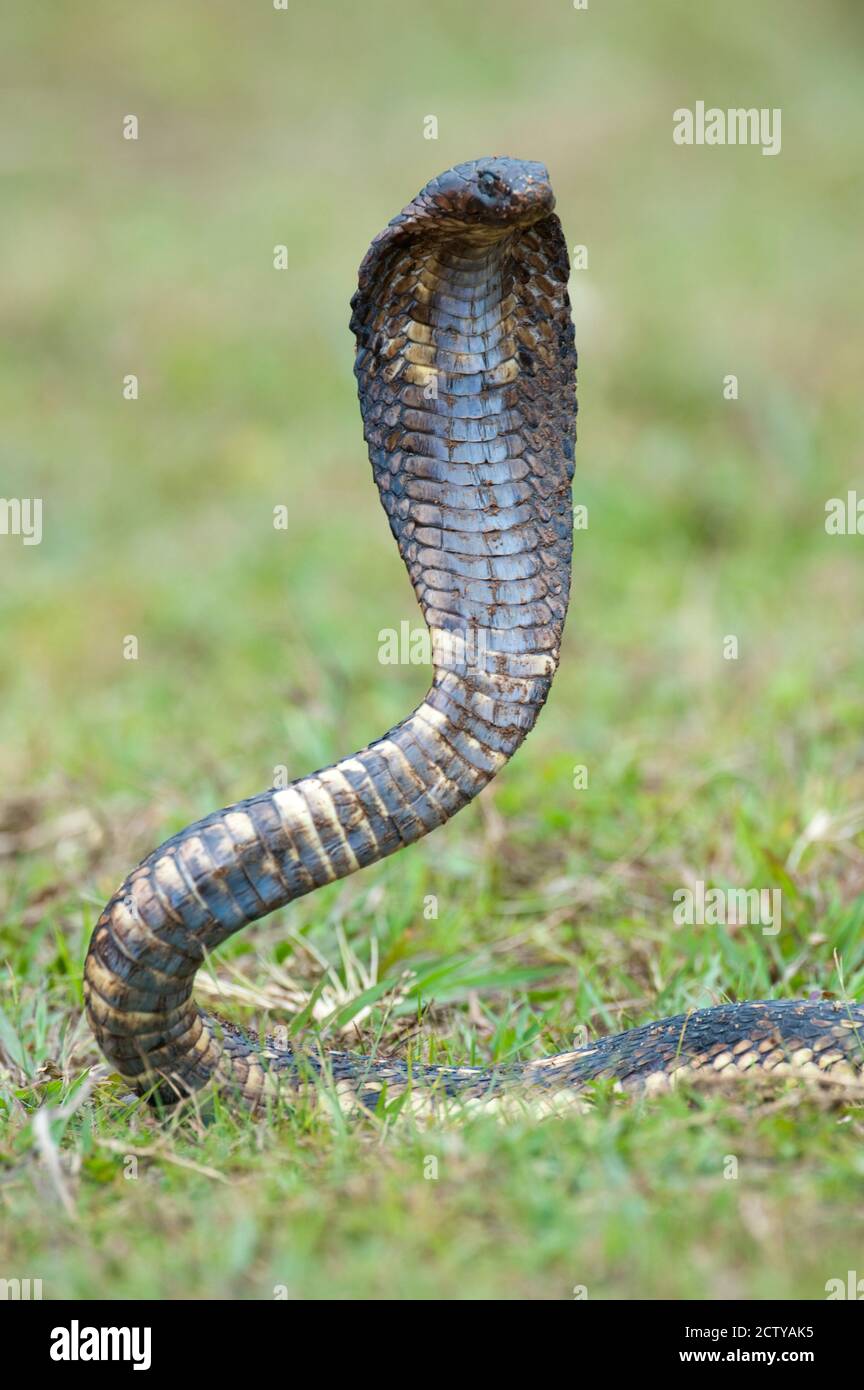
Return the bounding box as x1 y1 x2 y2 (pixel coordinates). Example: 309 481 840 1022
84 204 575 1106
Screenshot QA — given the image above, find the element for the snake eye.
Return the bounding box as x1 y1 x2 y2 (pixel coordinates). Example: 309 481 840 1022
478 171 498 196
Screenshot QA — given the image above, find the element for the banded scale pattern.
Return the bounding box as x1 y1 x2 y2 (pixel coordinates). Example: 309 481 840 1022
84 159 864 1114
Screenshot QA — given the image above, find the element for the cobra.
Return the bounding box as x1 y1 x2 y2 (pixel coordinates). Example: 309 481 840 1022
84 158 864 1114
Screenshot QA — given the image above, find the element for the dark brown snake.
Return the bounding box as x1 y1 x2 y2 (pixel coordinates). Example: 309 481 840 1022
84 158 864 1115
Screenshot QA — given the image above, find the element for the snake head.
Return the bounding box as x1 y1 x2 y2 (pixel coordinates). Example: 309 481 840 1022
427 157 556 229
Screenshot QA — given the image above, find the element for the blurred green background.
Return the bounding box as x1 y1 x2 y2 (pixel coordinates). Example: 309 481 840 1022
1 0 863 1301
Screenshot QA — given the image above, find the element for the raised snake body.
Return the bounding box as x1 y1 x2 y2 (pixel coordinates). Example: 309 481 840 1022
84 159 864 1113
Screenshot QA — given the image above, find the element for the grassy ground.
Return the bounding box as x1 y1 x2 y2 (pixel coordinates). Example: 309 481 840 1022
1 0 863 1299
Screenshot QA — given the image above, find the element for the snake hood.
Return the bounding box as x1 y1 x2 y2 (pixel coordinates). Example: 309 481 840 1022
352 157 562 330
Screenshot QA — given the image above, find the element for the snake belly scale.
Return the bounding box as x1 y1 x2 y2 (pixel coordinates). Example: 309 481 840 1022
83 158 864 1114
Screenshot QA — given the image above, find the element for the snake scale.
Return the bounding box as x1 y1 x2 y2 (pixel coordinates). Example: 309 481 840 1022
84 158 864 1115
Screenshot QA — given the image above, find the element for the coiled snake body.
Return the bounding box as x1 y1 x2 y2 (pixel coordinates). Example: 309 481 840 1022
84 159 864 1114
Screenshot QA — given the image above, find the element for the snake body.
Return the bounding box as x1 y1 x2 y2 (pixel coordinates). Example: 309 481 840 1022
84 158 864 1113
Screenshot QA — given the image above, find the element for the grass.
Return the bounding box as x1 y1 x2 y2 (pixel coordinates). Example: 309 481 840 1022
1 0 864 1300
